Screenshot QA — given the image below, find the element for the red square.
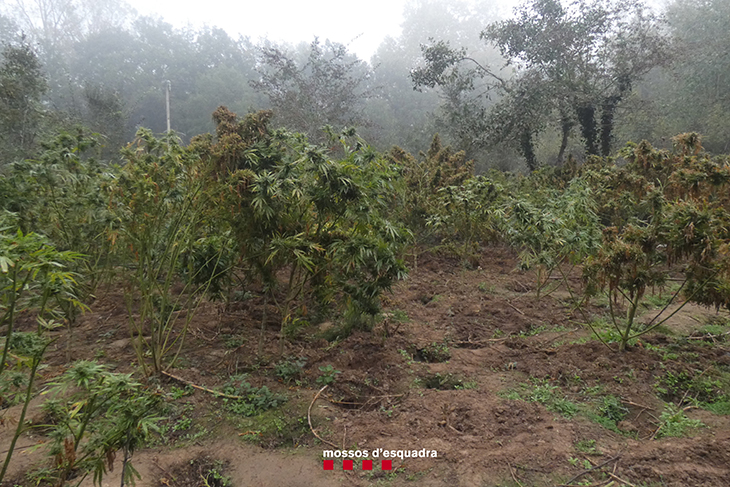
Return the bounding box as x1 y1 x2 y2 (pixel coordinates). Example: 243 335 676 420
362 460 373 470
323 460 334 470
343 459 353 470
382 460 392 470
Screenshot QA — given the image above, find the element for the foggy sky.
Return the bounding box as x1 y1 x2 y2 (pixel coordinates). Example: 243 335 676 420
127 0 408 59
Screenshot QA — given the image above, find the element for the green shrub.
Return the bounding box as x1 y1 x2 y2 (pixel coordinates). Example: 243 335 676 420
599 395 629 423
222 375 287 417
275 357 307 383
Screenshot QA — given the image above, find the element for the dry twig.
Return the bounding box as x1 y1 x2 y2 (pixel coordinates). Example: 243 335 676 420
622 399 654 411
508 462 524 487
327 393 404 411
607 472 637 486
563 454 622 486
161 370 242 400
506 301 526 315
455 337 511 347
308 385 340 449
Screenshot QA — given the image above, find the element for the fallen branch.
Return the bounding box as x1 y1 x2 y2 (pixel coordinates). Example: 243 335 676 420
455 335 513 347
563 454 622 486
560 481 615 487
506 301 526 315
308 385 340 450
0 441 43 457
607 472 637 487
189 326 220 342
621 399 654 411
507 462 524 487
161 370 242 400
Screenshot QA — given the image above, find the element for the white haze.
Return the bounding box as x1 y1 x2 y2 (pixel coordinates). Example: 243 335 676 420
127 0 520 60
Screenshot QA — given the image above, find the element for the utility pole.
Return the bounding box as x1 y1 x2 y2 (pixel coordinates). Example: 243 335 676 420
165 80 171 133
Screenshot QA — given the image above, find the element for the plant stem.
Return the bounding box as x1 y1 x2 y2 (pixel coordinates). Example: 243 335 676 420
0 340 51 483
258 293 269 357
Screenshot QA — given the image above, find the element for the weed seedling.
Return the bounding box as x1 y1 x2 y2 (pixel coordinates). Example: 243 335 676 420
654 404 704 438
574 439 599 454
275 356 307 383
316 365 341 386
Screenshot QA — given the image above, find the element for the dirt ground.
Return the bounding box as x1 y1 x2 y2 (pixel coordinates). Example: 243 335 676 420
2 245 730 487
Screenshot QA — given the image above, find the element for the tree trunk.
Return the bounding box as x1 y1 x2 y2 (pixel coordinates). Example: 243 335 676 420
557 114 573 165
600 95 620 157
577 104 599 156
520 129 538 171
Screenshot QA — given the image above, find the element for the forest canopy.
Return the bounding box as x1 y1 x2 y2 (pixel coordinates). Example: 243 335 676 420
1 0 728 171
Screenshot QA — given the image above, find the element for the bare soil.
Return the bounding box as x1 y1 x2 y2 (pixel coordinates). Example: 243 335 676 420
3 245 730 487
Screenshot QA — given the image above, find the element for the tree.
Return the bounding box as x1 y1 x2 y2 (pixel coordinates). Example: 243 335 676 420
659 0 730 153
0 40 48 163
66 20 261 145
0 14 20 45
250 38 375 140
365 0 503 154
490 0 671 157
2 0 136 129
4 0 135 51
412 0 670 168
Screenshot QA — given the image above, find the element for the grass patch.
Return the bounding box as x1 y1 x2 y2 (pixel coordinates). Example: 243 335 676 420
500 378 578 418
478 282 497 294
655 370 726 405
642 292 672 310
693 316 730 341
574 439 599 454
579 395 629 434
235 403 310 448
519 324 549 337
598 395 629 423
502 380 636 433
152 400 214 447
702 396 730 415
655 404 705 438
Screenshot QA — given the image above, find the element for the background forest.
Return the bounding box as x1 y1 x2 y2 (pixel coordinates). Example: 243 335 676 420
2 0 730 486
1 0 729 171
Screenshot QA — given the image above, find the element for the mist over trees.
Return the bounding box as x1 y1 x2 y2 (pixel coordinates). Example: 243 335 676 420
251 38 375 141
0 0 729 170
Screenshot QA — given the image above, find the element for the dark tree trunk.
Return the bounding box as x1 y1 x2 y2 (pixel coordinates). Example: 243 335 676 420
577 103 599 156
557 111 573 164
520 129 537 171
600 95 621 157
